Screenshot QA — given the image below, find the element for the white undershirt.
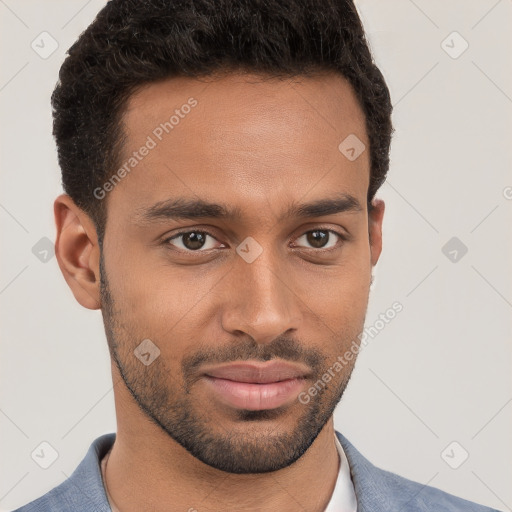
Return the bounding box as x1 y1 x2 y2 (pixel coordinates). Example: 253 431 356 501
323 435 358 512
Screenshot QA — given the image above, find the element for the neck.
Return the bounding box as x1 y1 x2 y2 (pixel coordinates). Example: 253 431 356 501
105 374 340 512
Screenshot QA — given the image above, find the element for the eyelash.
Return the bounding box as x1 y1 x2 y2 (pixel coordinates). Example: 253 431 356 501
162 227 348 254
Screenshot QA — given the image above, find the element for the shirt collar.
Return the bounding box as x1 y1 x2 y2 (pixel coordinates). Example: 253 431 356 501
323 434 358 512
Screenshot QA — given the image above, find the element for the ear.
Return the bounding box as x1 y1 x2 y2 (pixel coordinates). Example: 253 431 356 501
368 198 385 267
54 194 102 310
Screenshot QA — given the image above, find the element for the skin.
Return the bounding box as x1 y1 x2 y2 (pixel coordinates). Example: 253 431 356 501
54 71 384 512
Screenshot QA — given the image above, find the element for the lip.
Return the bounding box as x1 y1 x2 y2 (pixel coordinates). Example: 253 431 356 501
201 360 310 411
203 360 311 383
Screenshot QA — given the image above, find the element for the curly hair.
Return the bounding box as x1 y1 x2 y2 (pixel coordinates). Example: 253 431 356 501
52 0 393 244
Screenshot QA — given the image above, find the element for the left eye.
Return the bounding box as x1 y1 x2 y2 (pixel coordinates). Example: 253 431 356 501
293 229 343 250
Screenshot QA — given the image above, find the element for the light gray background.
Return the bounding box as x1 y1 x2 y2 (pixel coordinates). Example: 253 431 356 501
1 0 511 510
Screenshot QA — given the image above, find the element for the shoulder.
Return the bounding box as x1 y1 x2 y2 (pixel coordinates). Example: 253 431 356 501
335 431 501 512
365 463 499 512
12 433 115 512
11 484 84 512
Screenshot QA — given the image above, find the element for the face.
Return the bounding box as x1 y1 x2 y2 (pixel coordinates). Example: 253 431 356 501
94 72 383 473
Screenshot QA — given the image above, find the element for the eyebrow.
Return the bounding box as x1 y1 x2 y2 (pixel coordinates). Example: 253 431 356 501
133 194 363 226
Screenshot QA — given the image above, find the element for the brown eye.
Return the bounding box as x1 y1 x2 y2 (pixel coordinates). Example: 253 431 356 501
294 229 343 250
166 231 219 251
306 230 329 248
181 232 207 250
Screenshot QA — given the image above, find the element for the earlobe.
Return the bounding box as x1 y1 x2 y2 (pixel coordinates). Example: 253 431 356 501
368 198 385 267
54 194 102 310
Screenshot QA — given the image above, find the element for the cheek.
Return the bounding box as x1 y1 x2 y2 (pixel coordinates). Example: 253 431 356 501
108 249 222 343
294 238 371 306
297 242 372 348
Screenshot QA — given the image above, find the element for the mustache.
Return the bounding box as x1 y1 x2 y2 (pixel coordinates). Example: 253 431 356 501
182 336 326 379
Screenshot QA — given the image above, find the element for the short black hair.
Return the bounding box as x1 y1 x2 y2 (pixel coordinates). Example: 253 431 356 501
52 0 393 244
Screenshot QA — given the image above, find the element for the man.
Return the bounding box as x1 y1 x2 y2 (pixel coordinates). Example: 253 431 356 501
15 0 500 510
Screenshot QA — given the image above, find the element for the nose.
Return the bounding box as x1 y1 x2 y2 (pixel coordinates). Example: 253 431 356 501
221 251 303 345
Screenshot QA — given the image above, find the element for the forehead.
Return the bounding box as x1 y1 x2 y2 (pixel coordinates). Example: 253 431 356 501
109 72 370 224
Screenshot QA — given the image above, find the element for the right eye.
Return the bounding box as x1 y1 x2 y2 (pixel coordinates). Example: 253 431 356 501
163 230 225 252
